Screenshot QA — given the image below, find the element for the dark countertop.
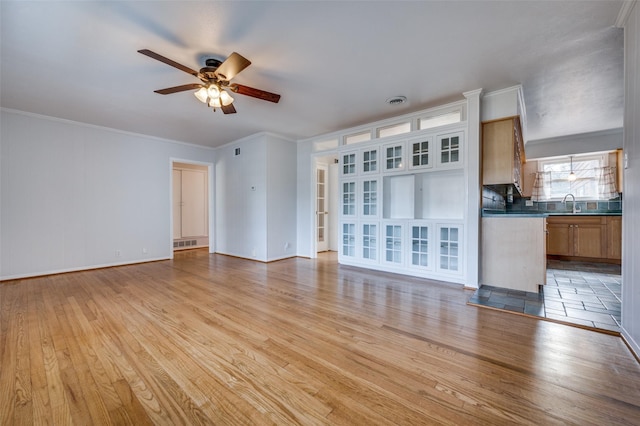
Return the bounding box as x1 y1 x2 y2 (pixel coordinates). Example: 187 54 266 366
482 210 622 218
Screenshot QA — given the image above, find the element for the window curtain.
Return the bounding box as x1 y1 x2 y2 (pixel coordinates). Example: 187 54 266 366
530 171 548 202
598 166 618 200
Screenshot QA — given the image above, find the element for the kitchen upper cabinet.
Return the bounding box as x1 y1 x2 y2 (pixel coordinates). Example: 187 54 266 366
482 116 525 194
521 160 538 198
546 216 616 261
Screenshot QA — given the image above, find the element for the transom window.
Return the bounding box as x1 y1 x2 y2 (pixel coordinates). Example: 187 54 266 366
378 122 411 138
345 131 371 145
419 110 461 130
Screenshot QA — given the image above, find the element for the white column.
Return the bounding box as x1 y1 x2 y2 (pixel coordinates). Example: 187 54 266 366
463 88 483 288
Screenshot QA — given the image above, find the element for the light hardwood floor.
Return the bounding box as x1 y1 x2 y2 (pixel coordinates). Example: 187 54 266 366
1 249 639 425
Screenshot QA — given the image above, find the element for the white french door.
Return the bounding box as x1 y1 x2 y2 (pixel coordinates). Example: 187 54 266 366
316 163 329 252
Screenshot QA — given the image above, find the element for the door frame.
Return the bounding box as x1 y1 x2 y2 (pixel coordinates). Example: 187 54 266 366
169 158 215 259
316 162 329 252
310 152 338 257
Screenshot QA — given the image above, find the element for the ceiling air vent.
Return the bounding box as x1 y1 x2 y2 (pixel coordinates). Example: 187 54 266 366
386 96 407 106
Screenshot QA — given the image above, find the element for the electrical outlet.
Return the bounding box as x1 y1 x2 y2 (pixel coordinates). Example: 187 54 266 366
115 250 121 257
142 248 148 254
525 200 534 207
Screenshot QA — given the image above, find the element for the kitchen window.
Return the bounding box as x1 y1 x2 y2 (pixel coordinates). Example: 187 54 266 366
536 154 616 200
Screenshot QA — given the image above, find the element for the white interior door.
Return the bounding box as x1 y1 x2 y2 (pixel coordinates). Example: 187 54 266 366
316 164 329 252
172 169 182 239
181 170 207 237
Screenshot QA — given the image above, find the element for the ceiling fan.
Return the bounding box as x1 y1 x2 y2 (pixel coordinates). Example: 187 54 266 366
138 49 281 114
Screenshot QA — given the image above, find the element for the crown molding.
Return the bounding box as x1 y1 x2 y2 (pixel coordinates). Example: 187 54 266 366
615 0 636 28
0 107 216 151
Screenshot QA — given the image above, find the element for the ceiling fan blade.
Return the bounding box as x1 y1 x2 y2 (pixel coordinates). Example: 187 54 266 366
231 84 281 103
138 49 199 77
154 83 203 95
214 52 251 81
221 103 237 114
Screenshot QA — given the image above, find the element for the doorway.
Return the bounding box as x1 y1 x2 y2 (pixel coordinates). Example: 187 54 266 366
172 161 210 251
314 154 338 254
316 163 329 252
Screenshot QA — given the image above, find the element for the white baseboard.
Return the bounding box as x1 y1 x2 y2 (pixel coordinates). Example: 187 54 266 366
0 257 169 281
621 327 640 362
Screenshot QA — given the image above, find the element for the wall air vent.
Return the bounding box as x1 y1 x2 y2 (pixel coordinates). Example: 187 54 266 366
173 240 198 248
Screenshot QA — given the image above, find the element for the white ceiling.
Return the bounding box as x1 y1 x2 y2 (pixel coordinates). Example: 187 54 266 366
1 1 624 148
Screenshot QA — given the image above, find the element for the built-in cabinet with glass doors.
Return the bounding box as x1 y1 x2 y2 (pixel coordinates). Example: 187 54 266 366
339 128 466 282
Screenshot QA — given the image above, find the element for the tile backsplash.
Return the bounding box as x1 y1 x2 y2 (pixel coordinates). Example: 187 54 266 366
482 187 506 211
506 195 622 214
481 186 622 215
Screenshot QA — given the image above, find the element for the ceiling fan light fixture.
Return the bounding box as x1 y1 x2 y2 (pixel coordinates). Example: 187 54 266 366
194 87 208 103
140 49 280 115
207 84 221 100
219 90 234 106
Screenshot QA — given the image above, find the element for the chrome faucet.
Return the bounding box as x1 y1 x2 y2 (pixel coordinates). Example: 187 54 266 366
562 193 580 214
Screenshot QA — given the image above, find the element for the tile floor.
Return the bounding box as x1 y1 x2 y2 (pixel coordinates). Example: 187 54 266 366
468 260 621 333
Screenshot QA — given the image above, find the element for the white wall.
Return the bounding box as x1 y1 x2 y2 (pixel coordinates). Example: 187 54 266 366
481 85 527 142
0 109 215 279
621 0 640 358
215 133 268 260
215 132 296 262
296 140 314 258
524 128 623 159
266 134 297 260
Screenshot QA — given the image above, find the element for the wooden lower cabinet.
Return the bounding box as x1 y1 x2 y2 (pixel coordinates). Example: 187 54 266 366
546 215 621 262
606 216 622 260
574 222 605 258
547 222 573 256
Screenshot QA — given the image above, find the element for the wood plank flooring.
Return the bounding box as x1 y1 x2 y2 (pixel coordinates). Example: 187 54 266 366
1 249 639 425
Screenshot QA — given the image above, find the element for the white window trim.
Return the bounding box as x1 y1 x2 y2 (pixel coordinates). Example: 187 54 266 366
536 153 608 201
